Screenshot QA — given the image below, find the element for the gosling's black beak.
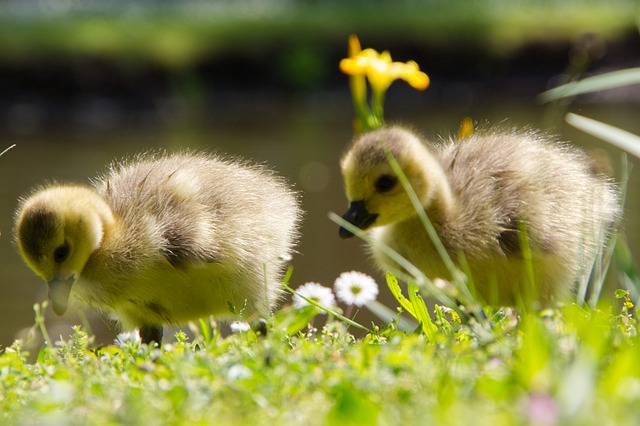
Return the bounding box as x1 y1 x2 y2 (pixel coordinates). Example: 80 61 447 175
339 200 379 239
47 274 75 316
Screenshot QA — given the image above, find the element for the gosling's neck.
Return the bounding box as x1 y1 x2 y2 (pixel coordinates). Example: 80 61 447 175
416 149 455 226
65 186 116 251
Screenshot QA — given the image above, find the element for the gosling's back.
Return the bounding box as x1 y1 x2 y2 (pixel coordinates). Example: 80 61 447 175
85 152 300 327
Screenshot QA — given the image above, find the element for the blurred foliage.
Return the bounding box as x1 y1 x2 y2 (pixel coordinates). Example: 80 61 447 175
0 0 637 69
3 298 640 425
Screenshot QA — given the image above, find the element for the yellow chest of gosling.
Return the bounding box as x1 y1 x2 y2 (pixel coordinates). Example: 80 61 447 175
15 152 301 343
339 126 620 307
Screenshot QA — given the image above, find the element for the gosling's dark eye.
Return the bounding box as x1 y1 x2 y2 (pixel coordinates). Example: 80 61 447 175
53 244 70 263
375 175 397 193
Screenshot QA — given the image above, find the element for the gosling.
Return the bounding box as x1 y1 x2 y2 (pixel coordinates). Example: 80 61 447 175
15 152 301 344
339 126 619 306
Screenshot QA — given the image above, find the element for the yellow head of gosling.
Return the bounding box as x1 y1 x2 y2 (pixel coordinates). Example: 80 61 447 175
15 152 301 343
16 186 114 316
340 126 452 237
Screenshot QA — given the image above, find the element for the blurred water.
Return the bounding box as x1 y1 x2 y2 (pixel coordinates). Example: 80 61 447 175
1 96 639 347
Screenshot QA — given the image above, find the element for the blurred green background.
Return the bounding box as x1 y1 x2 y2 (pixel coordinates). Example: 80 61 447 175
1 0 639 347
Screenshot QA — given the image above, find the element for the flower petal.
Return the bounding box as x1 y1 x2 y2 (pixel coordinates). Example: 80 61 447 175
348 34 362 57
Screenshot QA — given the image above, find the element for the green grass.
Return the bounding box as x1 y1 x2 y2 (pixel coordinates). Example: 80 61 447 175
1 296 640 425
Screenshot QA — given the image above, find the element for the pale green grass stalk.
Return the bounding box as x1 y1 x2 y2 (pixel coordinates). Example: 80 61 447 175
516 222 536 310
383 149 463 286
566 113 640 160
0 144 15 158
382 147 487 320
563 114 632 306
32 302 52 346
539 68 640 103
282 283 370 333
586 155 627 307
329 212 459 310
540 66 637 306
365 300 418 331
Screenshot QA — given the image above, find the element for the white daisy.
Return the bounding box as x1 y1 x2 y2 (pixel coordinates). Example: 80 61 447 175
292 282 336 314
230 321 251 333
334 271 379 307
115 330 141 347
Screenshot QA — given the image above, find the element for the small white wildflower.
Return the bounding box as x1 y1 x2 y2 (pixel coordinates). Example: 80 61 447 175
47 380 75 404
334 271 379 306
433 278 449 289
292 282 336 314
227 364 253 381
230 321 251 333
115 330 141 347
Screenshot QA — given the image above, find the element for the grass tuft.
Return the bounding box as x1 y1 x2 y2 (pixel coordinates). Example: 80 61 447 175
2 297 640 424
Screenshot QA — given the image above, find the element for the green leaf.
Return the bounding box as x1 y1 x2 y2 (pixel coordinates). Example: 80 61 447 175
408 281 438 341
615 289 629 299
276 305 319 335
327 386 380 426
386 273 415 317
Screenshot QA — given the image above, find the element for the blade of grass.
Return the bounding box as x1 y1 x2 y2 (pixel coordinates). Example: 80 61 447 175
565 113 640 307
383 149 461 282
539 68 640 103
0 144 15 157
382 148 486 322
330 212 427 283
566 113 640 159
586 156 626 307
329 212 458 309
282 283 371 333
565 114 632 306
365 300 418 332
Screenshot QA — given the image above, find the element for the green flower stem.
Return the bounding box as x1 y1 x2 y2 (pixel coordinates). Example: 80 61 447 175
370 88 386 129
33 302 52 346
350 74 374 132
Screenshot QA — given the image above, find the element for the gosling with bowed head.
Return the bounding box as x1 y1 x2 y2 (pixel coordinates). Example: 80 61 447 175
339 125 620 306
15 152 301 344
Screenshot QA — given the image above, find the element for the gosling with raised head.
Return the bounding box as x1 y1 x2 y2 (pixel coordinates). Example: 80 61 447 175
339 126 619 306
15 152 301 343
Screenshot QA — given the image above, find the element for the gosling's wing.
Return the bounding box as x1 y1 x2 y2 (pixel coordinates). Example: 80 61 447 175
100 154 222 269
159 209 220 268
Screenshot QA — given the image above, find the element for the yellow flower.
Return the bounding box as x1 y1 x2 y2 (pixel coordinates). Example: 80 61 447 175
340 47 430 92
339 48 379 77
339 35 430 132
347 34 362 62
458 117 474 139
401 61 430 90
